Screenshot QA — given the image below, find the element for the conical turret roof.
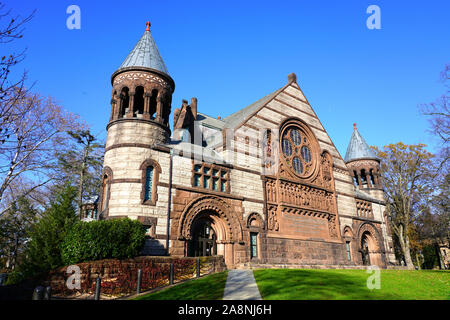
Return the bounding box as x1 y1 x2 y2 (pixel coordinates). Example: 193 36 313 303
117 22 169 75
344 124 378 163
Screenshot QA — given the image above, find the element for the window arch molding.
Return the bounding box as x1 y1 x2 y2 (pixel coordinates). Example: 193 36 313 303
279 117 321 181
140 159 162 205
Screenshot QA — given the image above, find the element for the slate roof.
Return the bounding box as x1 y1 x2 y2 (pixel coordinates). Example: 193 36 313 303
117 24 169 75
344 125 378 162
222 88 283 129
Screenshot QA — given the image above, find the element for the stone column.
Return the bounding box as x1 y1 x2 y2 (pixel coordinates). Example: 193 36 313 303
374 170 380 188
143 93 151 120
156 93 163 123
366 169 372 188
127 92 135 118
355 172 361 187
110 98 116 121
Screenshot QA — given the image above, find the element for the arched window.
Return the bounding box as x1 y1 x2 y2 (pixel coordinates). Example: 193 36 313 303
144 166 154 201
100 167 113 213
120 87 129 118
140 159 161 205
150 89 158 119
360 169 367 185
369 169 376 186
134 86 144 117
353 170 359 187
279 121 319 179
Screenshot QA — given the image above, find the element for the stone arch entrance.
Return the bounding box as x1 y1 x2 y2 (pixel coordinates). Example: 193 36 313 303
188 212 220 257
357 223 385 267
177 195 243 267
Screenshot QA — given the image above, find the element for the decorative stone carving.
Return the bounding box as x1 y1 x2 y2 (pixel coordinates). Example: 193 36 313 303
266 178 335 214
356 199 374 219
177 195 243 243
328 214 338 238
267 205 279 231
113 71 171 89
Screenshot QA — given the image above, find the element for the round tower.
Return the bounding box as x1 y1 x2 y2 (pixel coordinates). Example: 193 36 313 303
100 22 174 220
344 123 382 192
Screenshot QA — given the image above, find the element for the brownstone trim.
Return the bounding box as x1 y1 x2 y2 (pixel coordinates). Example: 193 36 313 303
273 96 316 118
106 118 171 136
173 184 244 201
234 82 291 131
280 88 310 105
246 212 265 230
337 190 387 205
140 159 162 206
317 138 335 148
254 114 279 126
105 143 171 153
333 176 354 186
339 214 382 224
111 66 175 91
333 164 352 173
111 178 141 184
265 104 291 119
177 195 244 243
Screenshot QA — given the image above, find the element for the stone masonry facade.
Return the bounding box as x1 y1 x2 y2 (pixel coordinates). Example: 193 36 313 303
99 23 397 269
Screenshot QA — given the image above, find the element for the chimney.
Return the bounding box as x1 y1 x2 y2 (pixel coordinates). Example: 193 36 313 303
190 97 198 120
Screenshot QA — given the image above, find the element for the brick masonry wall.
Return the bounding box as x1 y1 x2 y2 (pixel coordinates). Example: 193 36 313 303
44 256 226 297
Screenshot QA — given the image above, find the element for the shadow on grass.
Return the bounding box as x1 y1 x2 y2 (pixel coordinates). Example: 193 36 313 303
134 271 228 300
253 269 399 300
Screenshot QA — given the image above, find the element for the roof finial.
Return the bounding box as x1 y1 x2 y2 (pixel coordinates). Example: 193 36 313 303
353 123 357 130
145 21 151 31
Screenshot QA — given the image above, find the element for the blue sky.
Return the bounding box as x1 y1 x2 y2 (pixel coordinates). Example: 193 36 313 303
3 0 449 157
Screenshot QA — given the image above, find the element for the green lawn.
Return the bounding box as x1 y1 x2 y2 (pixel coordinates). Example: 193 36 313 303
134 271 228 300
253 269 450 300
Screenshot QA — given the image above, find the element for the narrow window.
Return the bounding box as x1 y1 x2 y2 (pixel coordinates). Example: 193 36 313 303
346 241 351 261
250 233 258 258
144 166 154 201
120 87 129 118
102 174 110 211
150 89 158 119
134 86 144 116
369 169 376 186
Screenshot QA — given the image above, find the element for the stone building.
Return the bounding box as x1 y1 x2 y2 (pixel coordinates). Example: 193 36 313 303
99 22 397 268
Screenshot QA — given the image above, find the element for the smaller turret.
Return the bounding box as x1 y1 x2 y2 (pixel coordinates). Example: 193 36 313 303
344 123 381 190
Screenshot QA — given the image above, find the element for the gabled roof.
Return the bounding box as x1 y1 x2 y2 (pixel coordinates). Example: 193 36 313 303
223 88 283 129
344 124 378 162
117 22 169 75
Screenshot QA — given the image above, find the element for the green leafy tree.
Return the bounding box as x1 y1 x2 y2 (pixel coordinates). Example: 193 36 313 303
374 143 434 269
61 218 146 265
6 183 77 284
55 129 104 217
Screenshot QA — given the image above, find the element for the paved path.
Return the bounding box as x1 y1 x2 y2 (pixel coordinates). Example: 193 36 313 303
223 270 262 300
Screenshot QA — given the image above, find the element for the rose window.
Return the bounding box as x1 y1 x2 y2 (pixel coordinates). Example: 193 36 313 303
281 126 314 177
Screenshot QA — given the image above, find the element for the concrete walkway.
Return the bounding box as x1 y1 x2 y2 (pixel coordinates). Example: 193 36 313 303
223 270 262 300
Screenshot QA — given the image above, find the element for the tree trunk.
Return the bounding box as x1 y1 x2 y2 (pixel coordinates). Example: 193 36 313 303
398 225 415 269
77 147 89 217
435 242 445 270
415 252 422 270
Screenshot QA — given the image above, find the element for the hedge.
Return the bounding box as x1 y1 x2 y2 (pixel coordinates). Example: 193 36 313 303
61 218 146 265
